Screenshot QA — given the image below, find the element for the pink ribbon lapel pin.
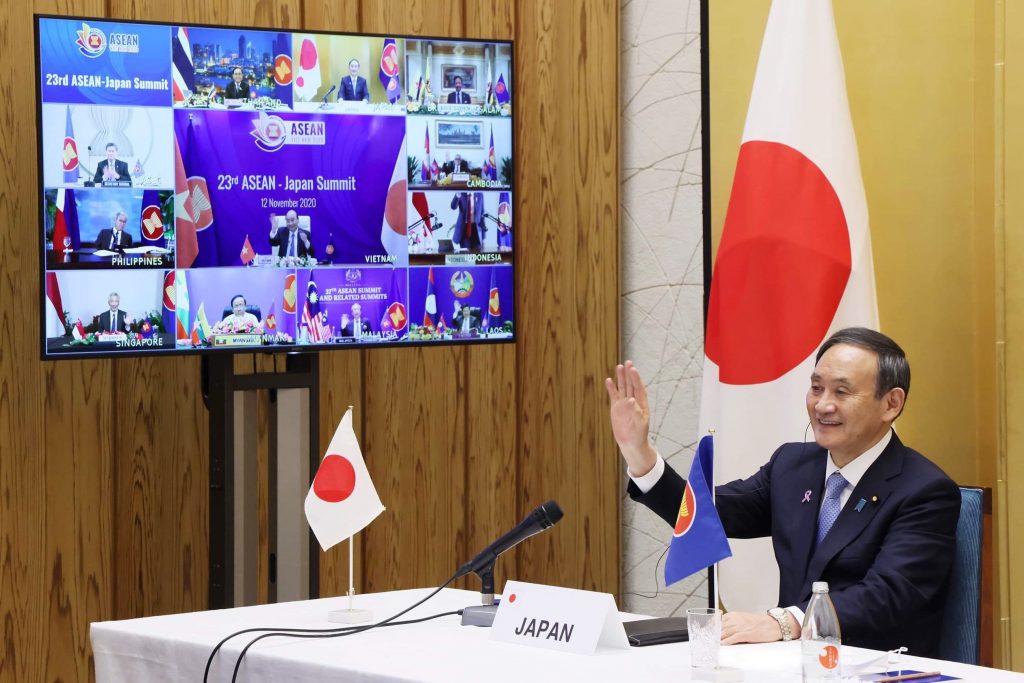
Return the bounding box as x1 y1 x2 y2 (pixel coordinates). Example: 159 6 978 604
801 490 812 504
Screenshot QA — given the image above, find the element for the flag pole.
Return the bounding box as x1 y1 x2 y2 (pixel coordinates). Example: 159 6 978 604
348 534 355 611
327 406 374 624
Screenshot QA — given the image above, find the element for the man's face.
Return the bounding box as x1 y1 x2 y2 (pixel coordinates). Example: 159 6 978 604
108 295 120 311
806 343 899 463
352 303 362 318
114 214 127 232
232 298 246 315
453 77 462 92
106 146 117 161
232 68 243 83
349 61 360 77
454 155 462 167
285 212 298 231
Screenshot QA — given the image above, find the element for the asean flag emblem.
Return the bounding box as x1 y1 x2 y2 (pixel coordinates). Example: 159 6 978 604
273 54 293 86
673 482 697 537
283 274 297 313
386 302 408 331
141 204 164 240
62 137 79 172
380 41 399 77
163 271 176 312
187 176 214 229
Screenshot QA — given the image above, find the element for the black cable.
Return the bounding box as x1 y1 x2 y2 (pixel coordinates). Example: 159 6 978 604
624 543 671 600
227 607 462 682
201 573 458 683
229 584 459 682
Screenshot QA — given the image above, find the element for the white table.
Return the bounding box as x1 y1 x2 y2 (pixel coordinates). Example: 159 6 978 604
91 588 1024 682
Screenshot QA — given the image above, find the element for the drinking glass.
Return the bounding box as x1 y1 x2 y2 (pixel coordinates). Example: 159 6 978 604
686 607 722 669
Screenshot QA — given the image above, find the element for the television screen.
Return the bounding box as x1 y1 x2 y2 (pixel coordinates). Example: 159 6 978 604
36 16 514 358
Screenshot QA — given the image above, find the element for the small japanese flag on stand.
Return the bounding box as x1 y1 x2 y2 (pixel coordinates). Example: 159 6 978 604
305 407 384 550
305 407 384 623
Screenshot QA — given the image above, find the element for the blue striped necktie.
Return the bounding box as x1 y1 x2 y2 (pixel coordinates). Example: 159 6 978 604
816 471 848 546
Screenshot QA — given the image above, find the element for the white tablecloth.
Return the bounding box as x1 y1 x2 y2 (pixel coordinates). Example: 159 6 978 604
91 588 1024 682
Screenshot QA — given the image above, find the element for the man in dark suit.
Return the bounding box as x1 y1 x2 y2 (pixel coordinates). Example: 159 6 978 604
268 210 314 259
340 303 373 338
96 292 130 333
606 328 959 658
340 59 369 102
453 301 481 333
443 154 471 175
93 142 132 186
449 192 484 251
224 66 251 100
446 76 471 104
95 211 134 250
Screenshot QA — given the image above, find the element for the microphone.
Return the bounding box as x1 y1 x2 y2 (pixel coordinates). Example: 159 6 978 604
320 84 337 104
455 500 563 578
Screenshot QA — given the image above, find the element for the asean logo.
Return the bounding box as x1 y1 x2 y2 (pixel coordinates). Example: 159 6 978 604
250 112 287 152
62 137 79 172
672 482 697 537
163 272 176 312
380 42 399 78
273 54 293 86
449 271 474 298
385 302 408 331
75 23 107 58
141 204 164 240
186 176 214 230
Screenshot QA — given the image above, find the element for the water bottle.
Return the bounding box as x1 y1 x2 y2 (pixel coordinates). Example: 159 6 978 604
801 581 841 682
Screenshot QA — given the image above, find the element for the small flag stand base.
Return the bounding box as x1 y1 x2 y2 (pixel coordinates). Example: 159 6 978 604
327 535 372 623
328 602 373 624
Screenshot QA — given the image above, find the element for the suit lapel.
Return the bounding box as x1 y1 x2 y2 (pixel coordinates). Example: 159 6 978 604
788 446 828 583
804 434 905 582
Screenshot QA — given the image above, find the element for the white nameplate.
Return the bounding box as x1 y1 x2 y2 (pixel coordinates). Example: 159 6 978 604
490 580 629 655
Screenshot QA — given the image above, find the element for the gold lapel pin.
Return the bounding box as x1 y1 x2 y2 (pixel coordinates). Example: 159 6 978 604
871 496 878 503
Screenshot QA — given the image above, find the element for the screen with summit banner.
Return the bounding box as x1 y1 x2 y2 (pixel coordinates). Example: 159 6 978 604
36 15 514 359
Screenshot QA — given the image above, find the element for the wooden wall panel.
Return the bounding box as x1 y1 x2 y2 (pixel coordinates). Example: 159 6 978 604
42 361 114 683
361 345 469 590
0 1 620 680
515 0 621 593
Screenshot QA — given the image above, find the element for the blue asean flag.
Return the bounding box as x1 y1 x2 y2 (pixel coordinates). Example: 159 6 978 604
665 434 732 586
379 38 401 103
494 74 510 104
62 106 80 184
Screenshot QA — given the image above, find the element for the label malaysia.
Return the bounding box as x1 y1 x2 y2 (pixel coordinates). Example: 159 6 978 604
174 110 406 268
39 18 172 106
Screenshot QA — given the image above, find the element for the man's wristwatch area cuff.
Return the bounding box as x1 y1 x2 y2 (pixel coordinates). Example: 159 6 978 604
767 607 793 641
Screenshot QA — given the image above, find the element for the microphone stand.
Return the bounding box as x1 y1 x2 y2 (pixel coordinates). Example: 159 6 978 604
406 216 448 253
482 213 511 234
460 561 499 626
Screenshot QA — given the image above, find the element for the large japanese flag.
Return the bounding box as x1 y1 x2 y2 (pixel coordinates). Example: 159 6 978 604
305 408 385 551
293 36 322 102
380 137 409 266
701 0 878 612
